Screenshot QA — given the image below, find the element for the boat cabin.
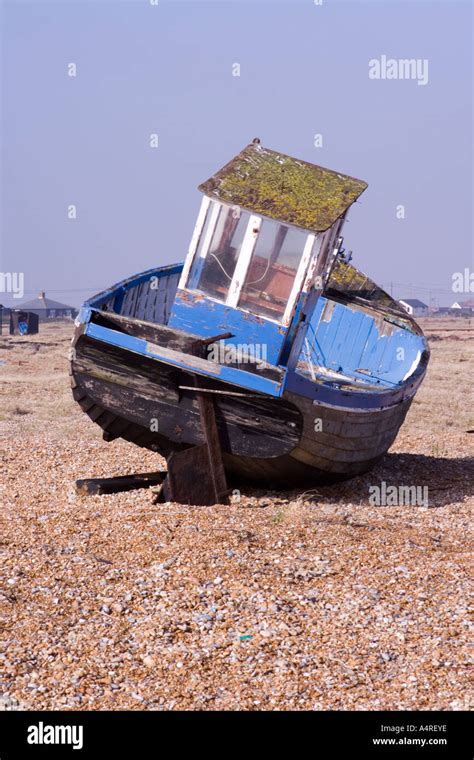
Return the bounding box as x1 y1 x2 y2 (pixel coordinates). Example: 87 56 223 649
168 139 368 368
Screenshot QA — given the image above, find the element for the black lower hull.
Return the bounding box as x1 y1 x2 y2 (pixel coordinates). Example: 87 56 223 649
71 330 412 488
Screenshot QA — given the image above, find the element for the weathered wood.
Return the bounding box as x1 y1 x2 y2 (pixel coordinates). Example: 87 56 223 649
72 332 301 458
289 444 383 474
178 386 261 397
160 446 226 506
158 335 229 505
286 389 411 426
91 309 201 352
194 378 228 504
298 430 399 463
120 270 180 323
76 471 166 495
69 242 426 490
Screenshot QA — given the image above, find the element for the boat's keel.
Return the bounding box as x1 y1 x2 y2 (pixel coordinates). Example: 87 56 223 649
158 378 229 505
75 371 230 506
157 443 228 506
75 439 229 505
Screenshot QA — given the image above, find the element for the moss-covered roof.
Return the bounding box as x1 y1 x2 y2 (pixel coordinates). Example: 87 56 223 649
198 140 368 232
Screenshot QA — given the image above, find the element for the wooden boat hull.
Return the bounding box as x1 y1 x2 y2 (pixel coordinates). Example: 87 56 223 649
71 357 411 488
70 263 427 489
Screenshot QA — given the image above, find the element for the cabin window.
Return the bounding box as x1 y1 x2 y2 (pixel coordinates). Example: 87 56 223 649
238 222 308 320
190 204 251 301
185 199 318 324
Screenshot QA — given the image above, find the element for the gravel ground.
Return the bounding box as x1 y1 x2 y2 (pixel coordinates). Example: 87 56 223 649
0 320 472 711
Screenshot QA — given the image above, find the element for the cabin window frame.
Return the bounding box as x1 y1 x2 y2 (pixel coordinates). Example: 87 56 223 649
177 195 211 290
181 196 324 326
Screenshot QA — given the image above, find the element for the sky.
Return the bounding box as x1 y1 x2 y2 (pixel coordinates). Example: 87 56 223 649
0 0 472 308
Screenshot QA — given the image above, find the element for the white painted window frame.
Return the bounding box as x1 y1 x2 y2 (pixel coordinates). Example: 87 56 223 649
183 197 330 326
303 231 326 292
226 214 262 308
178 195 211 290
186 199 221 290
282 232 316 326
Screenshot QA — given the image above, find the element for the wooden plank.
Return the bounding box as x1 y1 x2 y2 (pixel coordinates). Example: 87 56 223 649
159 338 229 505
290 445 382 475
299 427 399 461
85 321 284 396
195 380 228 504
178 386 261 398
91 309 201 351
299 416 405 451
76 471 166 495
286 389 410 424
73 340 181 404
71 367 301 458
161 445 229 506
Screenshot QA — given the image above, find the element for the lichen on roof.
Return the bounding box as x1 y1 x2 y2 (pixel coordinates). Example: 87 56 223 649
198 140 368 232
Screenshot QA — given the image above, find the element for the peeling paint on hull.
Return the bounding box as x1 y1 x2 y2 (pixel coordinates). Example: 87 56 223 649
70 263 428 487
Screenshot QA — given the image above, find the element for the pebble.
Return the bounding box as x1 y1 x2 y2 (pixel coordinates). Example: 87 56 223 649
0 322 471 711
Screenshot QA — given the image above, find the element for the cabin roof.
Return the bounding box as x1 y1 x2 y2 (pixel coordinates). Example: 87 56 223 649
198 140 368 232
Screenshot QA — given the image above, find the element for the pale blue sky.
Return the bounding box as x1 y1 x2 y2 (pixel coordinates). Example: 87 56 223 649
1 0 472 307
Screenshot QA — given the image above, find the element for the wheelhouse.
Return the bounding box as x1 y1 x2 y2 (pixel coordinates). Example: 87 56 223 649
182 198 321 324
169 139 368 368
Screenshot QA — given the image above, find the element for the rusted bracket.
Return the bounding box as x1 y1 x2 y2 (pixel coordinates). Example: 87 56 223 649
189 331 234 354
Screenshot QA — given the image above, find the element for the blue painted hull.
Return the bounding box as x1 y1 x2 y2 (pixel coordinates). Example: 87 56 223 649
70 263 429 486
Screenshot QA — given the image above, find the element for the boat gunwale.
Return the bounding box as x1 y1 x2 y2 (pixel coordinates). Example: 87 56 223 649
72 262 429 412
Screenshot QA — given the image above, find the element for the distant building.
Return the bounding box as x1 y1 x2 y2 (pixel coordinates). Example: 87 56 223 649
436 305 472 317
399 298 429 317
449 301 474 314
14 291 78 320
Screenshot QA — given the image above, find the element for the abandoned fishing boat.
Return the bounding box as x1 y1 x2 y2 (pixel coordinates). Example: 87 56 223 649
70 139 429 503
